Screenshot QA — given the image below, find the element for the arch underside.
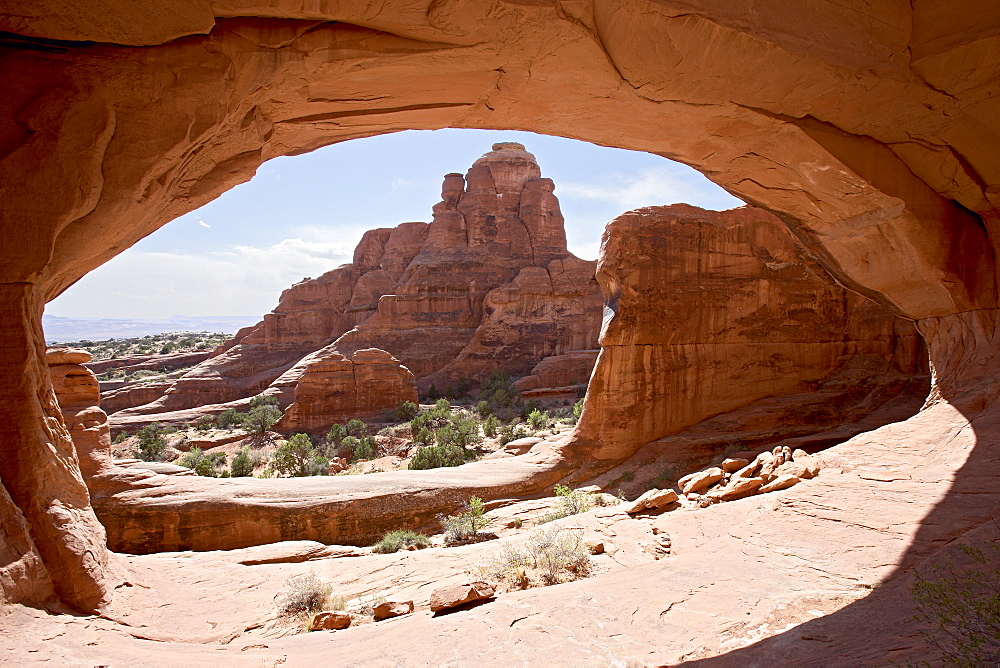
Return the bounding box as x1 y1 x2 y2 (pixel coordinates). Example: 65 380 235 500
1 0 999 662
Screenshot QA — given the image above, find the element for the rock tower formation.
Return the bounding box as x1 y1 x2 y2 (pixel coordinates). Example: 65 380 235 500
109 143 602 429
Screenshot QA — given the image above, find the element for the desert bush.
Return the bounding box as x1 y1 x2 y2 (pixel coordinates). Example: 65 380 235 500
572 398 584 422
408 443 470 470
276 571 333 616
498 423 530 446
393 400 419 421
476 400 491 418
230 447 254 477
326 423 347 446
441 496 488 542
216 408 241 429
346 419 367 437
437 414 480 449
912 538 1000 665
195 414 215 432
479 528 591 589
434 398 451 412
241 404 281 436
273 433 329 477
371 529 430 554
112 431 129 445
177 447 222 477
539 485 594 524
249 394 279 409
526 408 549 431
134 423 167 461
413 426 435 446
483 415 501 438
354 435 376 461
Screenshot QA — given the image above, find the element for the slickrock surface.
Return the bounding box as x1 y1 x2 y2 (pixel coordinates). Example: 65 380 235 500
111 144 601 427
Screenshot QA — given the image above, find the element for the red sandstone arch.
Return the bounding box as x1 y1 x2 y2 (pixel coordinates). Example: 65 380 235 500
1 0 998 619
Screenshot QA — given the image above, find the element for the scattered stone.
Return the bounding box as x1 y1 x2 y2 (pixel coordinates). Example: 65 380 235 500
625 488 679 513
429 581 495 613
707 476 766 502
759 474 801 494
679 467 724 495
587 542 605 555
373 600 414 620
309 611 351 631
721 458 749 473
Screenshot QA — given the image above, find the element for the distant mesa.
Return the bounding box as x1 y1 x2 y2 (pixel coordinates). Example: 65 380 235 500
105 144 603 434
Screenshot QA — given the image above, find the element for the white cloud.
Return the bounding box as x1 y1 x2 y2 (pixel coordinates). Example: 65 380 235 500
47 236 362 319
197 220 211 228
558 166 744 213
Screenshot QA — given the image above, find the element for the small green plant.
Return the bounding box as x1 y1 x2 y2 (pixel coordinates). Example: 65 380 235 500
511 517 523 529
476 400 492 418
249 394 279 409
230 446 254 477
498 423 530 446
346 419 367 438
911 537 1000 665
527 408 549 431
483 414 501 438
112 431 129 445
276 571 333 616
394 400 419 421
572 398 584 422
441 496 488 542
134 423 167 461
434 398 451 412
194 414 215 432
371 529 430 554
539 485 594 524
413 426 435 446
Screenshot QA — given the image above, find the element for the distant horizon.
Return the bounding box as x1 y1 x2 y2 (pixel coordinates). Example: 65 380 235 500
46 129 743 320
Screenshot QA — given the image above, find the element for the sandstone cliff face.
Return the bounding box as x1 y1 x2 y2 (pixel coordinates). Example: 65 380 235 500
111 143 601 423
275 348 418 434
574 205 926 462
515 350 601 393
1 0 998 622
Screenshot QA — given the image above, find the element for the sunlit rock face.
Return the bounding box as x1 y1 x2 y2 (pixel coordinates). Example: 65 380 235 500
0 1 998 615
574 204 926 462
110 143 601 425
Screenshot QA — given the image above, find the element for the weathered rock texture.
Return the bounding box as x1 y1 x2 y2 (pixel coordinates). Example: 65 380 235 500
274 348 418 435
0 3 998 647
47 348 114 480
110 143 601 426
572 204 926 466
514 349 599 393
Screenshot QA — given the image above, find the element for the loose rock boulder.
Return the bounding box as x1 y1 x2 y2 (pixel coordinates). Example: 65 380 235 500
373 600 414 621
309 611 351 631
626 488 679 514
429 581 495 613
679 468 725 495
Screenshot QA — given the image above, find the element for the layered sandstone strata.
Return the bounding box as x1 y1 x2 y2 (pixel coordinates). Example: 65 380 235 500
111 143 601 424
514 350 601 394
275 348 418 434
572 205 926 465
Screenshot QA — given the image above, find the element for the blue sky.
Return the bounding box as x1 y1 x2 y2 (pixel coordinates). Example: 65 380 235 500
47 129 744 319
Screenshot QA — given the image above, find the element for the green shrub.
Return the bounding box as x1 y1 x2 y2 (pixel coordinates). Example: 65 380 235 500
216 408 241 429
371 529 430 554
339 435 360 458
273 433 328 477
477 528 591 589
527 409 549 431
408 443 471 470
178 446 223 477
498 423 530 446
346 419 367 437
434 398 451 412
194 458 217 477
426 384 440 401
112 431 129 445
483 415 501 437
241 404 281 436
134 423 167 461
437 414 480 449
354 435 376 462
441 496 488 542
912 538 1000 665
230 447 254 477
249 394 279 409
394 400 419 421
572 399 584 422
195 415 215 432
326 423 346 446
476 400 492 418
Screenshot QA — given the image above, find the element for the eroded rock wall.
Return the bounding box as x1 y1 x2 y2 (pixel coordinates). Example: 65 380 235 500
574 205 926 463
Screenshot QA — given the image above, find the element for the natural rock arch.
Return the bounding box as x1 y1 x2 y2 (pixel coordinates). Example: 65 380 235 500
1 0 998 622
